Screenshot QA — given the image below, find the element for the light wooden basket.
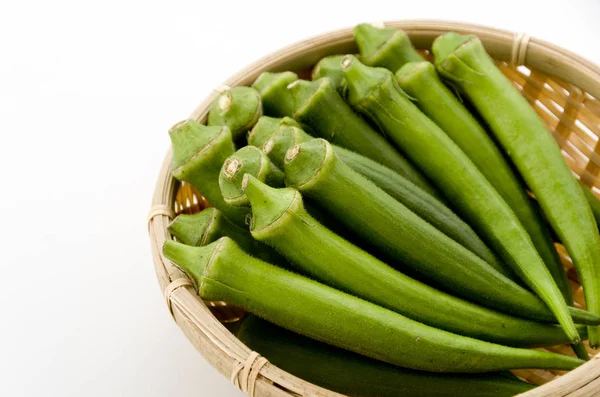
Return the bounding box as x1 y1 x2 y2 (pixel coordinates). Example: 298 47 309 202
148 20 600 397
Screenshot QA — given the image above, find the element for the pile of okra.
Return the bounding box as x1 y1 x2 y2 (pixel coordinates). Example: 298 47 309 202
164 24 600 397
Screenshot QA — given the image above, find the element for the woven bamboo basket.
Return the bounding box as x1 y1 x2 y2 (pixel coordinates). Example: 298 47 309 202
148 20 600 397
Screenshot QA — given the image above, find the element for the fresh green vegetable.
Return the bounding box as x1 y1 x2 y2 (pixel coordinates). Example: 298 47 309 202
244 175 585 347
354 23 424 71
580 182 600 230
219 146 284 206
252 71 298 117
247 116 301 147
261 124 511 276
287 78 439 196
433 33 600 347
167 208 288 267
207 86 262 140
169 119 247 225
239 316 536 397
163 237 584 372
396 60 572 303
311 54 348 95
283 138 598 327
342 55 579 342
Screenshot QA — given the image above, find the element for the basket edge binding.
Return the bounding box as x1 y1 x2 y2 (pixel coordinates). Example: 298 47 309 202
149 20 600 397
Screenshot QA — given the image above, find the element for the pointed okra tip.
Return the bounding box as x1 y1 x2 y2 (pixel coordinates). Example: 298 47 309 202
168 209 218 246
219 146 266 206
340 55 391 106
242 174 297 233
283 138 332 189
207 86 263 139
168 119 229 172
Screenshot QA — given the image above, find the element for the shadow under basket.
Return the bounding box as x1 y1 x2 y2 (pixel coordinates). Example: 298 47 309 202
148 20 600 397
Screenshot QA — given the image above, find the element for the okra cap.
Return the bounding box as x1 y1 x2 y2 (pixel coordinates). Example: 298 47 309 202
168 209 219 246
207 86 263 139
169 120 233 180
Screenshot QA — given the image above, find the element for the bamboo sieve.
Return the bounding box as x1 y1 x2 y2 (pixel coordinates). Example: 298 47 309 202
148 20 600 397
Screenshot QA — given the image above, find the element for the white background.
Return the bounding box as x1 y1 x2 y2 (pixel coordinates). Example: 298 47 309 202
1 1 599 396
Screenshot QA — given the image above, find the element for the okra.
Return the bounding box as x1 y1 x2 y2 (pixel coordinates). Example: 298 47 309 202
244 175 585 347
342 56 579 341
169 120 248 225
311 55 348 95
207 86 262 140
396 60 572 303
238 315 536 397
252 71 298 117
247 116 301 147
262 125 510 276
288 78 439 196
168 208 288 267
163 237 584 372
433 33 600 347
283 139 598 327
219 146 284 206
580 182 600 230
354 23 424 71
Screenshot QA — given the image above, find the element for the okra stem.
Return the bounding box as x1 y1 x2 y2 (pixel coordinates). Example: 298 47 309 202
219 146 284 206
311 55 349 95
342 56 579 342
247 116 301 148
252 71 298 117
207 86 262 140
164 237 584 372
169 119 248 225
354 23 424 71
433 33 600 347
288 78 439 197
168 208 288 267
244 175 586 347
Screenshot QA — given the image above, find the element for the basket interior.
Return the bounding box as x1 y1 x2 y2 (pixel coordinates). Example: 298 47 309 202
170 55 600 387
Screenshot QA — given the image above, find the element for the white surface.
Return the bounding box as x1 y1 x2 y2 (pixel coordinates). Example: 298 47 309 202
1 1 599 396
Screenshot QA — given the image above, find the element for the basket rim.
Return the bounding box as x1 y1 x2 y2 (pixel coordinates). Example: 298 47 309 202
149 20 600 397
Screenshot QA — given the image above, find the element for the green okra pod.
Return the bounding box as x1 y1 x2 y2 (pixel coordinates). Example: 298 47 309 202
238 316 536 397
311 54 348 95
169 119 248 225
261 125 510 276
283 139 599 327
288 77 439 196
252 71 298 117
580 182 600 230
163 237 584 373
244 175 585 347
219 146 284 206
167 208 287 267
247 116 301 147
207 86 262 140
396 60 572 303
354 23 424 71
433 33 600 347
342 55 579 342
